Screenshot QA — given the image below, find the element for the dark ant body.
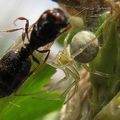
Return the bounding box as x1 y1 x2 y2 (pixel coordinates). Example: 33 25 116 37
0 8 70 98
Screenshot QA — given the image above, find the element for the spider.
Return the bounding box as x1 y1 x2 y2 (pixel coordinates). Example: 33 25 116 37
49 30 99 102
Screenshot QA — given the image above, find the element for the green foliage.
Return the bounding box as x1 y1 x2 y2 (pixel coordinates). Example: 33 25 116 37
0 64 63 120
89 10 120 119
94 92 120 120
1 2 120 120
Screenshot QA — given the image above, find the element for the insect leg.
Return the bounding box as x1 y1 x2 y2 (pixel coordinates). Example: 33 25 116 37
13 17 30 42
36 49 50 62
25 50 47 78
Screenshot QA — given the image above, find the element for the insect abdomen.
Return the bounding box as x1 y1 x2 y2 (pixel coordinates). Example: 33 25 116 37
0 51 31 98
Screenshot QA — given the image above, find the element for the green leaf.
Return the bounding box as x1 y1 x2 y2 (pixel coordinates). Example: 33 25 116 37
94 92 120 120
89 15 118 118
0 64 63 120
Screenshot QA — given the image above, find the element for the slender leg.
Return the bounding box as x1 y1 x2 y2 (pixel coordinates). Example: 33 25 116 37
60 81 76 99
64 81 78 104
0 17 30 43
82 64 111 78
22 50 50 81
36 49 50 62
13 17 30 42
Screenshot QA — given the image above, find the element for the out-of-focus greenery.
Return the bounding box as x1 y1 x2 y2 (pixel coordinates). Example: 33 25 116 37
94 92 120 120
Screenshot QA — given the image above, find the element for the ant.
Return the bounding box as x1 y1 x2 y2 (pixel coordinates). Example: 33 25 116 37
0 8 71 98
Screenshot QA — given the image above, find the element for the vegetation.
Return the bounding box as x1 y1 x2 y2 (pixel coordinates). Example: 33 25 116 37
0 0 120 120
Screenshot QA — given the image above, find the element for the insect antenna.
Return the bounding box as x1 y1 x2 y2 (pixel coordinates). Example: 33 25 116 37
0 28 24 32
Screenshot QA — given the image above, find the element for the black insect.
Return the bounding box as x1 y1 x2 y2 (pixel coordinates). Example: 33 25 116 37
0 8 71 98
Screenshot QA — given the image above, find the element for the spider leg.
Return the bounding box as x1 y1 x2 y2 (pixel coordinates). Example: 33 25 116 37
60 80 76 101
64 80 78 104
82 64 111 78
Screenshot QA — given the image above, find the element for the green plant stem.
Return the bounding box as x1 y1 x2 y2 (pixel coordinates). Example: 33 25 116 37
89 15 118 119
